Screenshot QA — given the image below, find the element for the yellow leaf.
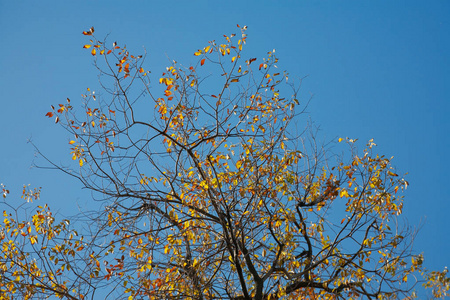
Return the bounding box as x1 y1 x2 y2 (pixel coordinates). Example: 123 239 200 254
236 160 243 169
79 159 84 167
204 45 211 53
338 138 343 142
69 140 76 144
91 48 96 56
83 45 91 49
194 50 202 56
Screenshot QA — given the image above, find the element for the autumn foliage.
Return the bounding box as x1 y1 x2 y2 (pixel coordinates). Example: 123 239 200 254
1 26 449 299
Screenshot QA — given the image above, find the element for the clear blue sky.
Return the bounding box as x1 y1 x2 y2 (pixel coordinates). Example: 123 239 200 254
1 0 449 278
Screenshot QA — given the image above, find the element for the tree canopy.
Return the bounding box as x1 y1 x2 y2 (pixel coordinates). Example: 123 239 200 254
1 26 449 300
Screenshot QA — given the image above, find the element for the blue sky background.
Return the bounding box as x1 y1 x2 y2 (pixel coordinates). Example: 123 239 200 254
1 0 449 283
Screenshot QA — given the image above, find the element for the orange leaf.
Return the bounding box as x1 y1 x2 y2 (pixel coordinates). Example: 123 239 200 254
201 58 205 66
45 112 53 117
259 63 263 70
107 50 112 55
139 67 144 73
91 48 96 56
231 78 239 83
82 27 94 36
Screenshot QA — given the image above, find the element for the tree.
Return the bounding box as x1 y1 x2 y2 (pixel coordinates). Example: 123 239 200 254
1 26 449 300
